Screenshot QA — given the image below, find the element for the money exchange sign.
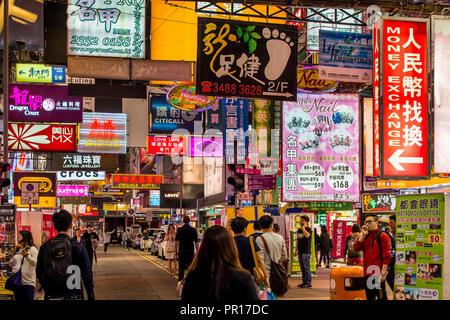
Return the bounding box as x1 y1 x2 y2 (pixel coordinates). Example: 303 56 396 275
67 0 145 58
380 18 429 178
282 93 360 202
196 17 298 101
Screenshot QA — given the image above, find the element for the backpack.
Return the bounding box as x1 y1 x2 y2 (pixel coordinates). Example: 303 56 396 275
260 235 289 297
347 236 359 257
374 230 395 266
41 237 73 291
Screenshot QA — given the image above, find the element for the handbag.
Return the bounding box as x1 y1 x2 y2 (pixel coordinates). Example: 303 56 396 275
249 236 266 285
5 254 25 291
166 237 176 253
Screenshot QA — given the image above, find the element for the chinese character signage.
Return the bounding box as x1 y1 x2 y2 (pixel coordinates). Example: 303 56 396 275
57 171 106 181
222 98 249 163
78 112 127 154
189 136 223 157
8 84 83 123
363 98 374 176
150 190 160 206
16 64 66 83
248 175 277 191
147 136 185 156
13 172 57 208
8 123 76 152
196 17 298 101
373 21 381 177
282 93 360 202
111 174 163 189
206 99 222 130
166 82 217 112
332 220 347 259
150 95 201 133
57 185 89 197
433 18 450 173
42 213 57 242
394 194 445 300
380 18 429 178
319 30 372 83
362 193 396 213
253 99 276 164
51 153 117 171
67 0 145 58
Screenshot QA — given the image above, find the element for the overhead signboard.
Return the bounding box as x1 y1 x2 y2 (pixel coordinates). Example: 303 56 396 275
297 66 338 94
93 191 124 197
16 64 66 83
57 171 106 181
51 153 117 172
282 93 360 202
362 193 396 213
111 174 163 190
147 136 186 156
13 172 57 208
379 18 430 178
189 136 223 157
319 30 373 83
433 17 450 173
57 185 90 197
166 83 217 112
223 98 249 163
78 113 127 154
67 0 146 58
150 95 201 133
103 203 130 211
8 123 77 152
373 21 381 177
8 84 83 123
196 17 298 101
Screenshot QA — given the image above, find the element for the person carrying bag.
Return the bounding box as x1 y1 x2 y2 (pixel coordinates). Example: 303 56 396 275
260 235 289 297
249 236 267 286
5 256 25 292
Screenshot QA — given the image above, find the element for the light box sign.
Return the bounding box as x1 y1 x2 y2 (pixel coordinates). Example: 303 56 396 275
8 84 83 123
57 185 89 197
150 190 160 206
67 0 145 58
373 21 381 177
362 193 396 213
57 171 106 181
282 93 360 202
13 172 57 208
51 153 117 171
189 136 223 157
147 136 185 156
16 64 66 83
78 113 127 154
8 123 77 152
167 83 217 112
380 18 429 178
111 174 164 189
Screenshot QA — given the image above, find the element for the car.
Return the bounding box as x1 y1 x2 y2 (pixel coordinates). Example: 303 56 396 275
150 232 166 256
158 239 167 260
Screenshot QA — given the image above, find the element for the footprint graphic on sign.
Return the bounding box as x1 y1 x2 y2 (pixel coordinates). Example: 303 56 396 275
262 27 294 81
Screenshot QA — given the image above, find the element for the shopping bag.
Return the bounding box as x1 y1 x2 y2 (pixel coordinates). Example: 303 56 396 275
267 289 276 300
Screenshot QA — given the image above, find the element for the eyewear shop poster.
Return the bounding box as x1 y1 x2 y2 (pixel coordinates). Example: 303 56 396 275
394 194 445 300
282 93 360 202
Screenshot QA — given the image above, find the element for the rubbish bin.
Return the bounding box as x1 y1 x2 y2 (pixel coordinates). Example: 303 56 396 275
330 266 366 300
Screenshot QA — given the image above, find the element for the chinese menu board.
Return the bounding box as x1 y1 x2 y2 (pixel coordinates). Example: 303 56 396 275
0 205 16 297
394 194 445 300
111 174 163 190
67 0 145 58
196 17 298 101
282 93 360 202
362 193 396 213
380 18 429 178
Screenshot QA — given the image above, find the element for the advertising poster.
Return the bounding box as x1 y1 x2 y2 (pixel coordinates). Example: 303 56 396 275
8 84 83 123
433 17 450 173
222 98 249 163
0 205 15 297
67 0 145 58
204 158 225 198
150 95 201 133
42 213 57 242
394 194 445 300
13 172 57 208
362 193 396 213
138 148 157 174
380 18 429 178
319 30 372 83
289 213 316 276
196 17 298 101
282 93 360 202
331 220 347 259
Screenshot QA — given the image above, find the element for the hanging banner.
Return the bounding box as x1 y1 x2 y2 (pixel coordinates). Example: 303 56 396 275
196 17 298 101
8 84 83 123
222 98 249 164
380 17 430 178
319 30 372 83
331 220 347 259
13 172 57 208
433 17 450 173
394 194 445 300
67 0 146 58
78 112 127 154
8 123 77 152
206 99 223 130
16 64 66 83
373 21 381 177
364 98 374 176
362 193 396 213
282 93 360 202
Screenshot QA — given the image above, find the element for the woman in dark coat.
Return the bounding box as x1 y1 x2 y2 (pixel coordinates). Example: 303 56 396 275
319 225 333 268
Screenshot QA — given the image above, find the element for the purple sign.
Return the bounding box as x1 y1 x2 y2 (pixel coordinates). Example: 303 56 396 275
8 84 83 123
282 93 360 202
236 168 261 175
248 175 277 191
189 136 223 157
57 185 89 197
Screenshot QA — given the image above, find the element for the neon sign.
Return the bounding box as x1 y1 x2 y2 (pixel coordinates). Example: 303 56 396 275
166 82 217 112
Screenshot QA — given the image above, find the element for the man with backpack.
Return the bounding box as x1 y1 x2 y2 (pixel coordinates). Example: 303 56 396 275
353 213 391 301
36 210 95 300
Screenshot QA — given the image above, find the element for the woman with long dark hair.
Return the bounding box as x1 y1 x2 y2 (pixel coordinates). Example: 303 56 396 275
164 224 177 276
8 230 38 300
181 226 259 301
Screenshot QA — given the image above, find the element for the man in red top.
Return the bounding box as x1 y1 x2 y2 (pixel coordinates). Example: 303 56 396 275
354 213 391 300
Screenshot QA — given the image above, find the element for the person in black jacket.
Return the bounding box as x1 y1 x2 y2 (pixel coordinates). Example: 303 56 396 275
319 225 333 268
81 224 99 267
36 210 94 300
181 225 259 302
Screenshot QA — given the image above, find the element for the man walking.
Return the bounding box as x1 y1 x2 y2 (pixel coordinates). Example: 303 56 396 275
82 224 99 267
175 216 199 282
103 229 115 253
294 215 313 288
36 210 94 300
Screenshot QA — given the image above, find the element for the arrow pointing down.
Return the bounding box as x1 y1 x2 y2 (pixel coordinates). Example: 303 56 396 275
388 149 423 171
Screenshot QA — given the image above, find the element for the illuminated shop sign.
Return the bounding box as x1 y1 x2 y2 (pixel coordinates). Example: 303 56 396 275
147 136 185 156
16 64 66 83
111 174 163 189
57 171 106 181
166 82 217 112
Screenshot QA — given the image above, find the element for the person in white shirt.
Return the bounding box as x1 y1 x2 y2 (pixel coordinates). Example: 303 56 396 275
9 230 38 301
103 229 115 253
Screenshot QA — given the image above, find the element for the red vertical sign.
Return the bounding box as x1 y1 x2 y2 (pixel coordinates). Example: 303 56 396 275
381 18 429 177
332 220 347 259
373 22 380 177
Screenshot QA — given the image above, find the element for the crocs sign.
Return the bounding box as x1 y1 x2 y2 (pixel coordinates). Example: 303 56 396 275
297 67 338 94
166 83 217 112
